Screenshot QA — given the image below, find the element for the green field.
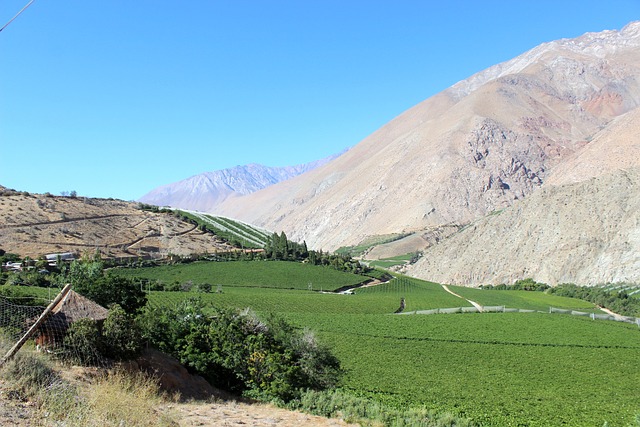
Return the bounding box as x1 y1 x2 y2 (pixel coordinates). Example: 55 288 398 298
139 271 639 426
176 210 271 248
449 285 600 312
365 253 415 268
113 260 367 291
5 265 640 426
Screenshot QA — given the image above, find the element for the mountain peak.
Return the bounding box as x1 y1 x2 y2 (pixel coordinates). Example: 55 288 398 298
138 150 348 212
450 21 640 99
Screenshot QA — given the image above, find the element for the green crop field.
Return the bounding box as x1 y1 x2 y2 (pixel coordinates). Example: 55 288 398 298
311 313 640 427
449 285 600 312
176 210 271 248
366 253 415 268
141 273 640 426
5 265 640 426
113 260 366 291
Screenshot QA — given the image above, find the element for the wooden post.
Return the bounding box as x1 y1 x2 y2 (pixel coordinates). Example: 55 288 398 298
0 283 72 368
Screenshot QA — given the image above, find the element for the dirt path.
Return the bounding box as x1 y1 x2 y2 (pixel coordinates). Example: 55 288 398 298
598 306 629 321
169 401 358 427
441 285 484 312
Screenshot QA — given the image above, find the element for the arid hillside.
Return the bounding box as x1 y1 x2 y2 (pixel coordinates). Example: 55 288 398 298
405 167 640 286
0 189 233 259
215 22 640 259
404 106 640 286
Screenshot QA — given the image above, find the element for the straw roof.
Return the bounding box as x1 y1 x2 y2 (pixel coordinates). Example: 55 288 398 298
51 290 109 323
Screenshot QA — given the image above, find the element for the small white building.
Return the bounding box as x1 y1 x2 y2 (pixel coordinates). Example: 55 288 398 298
45 252 75 266
2 262 23 272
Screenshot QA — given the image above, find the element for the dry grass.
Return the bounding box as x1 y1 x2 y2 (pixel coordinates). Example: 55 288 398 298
0 343 178 427
68 370 178 427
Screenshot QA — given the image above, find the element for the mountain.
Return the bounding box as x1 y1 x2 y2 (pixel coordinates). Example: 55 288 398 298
215 21 640 265
405 107 640 285
138 152 346 212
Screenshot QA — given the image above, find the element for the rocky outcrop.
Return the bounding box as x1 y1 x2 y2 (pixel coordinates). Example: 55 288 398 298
406 167 640 286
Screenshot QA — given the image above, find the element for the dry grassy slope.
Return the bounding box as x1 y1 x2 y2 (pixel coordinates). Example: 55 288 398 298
0 192 233 259
216 23 640 253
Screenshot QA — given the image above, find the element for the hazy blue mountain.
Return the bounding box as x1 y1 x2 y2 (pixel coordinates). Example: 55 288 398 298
138 150 347 212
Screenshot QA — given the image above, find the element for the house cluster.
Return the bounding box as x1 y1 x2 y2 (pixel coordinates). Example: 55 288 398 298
1 252 76 272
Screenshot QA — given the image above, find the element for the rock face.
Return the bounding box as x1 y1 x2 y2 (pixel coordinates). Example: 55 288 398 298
406 167 640 286
216 22 640 257
405 106 640 286
138 152 346 213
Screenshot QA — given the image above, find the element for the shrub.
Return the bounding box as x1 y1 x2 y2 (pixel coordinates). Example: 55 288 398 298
140 300 342 402
61 318 104 365
102 304 142 361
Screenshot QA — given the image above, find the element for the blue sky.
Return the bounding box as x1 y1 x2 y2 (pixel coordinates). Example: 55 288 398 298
1 1 638 201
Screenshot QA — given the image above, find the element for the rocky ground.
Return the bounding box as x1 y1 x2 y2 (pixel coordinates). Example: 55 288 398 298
169 401 357 427
0 382 37 426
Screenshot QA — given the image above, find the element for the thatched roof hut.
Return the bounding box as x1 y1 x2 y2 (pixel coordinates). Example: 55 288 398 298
51 290 109 323
35 290 109 347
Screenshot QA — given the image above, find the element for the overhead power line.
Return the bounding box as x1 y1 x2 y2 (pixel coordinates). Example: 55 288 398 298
0 0 36 33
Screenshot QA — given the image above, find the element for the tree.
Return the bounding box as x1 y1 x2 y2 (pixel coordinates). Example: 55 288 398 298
279 231 289 259
63 260 147 314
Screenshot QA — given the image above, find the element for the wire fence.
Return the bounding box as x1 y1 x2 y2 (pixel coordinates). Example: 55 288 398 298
397 305 640 327
0 285 111 369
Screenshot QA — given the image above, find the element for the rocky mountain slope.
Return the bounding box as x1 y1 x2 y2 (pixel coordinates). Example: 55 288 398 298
406 166 640 286
138 152 346 213
214 22 640 259
404 106 640 285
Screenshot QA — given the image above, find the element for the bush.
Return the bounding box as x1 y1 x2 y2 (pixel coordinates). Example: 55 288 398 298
61 318 104 365
102 304 142 361
76 273 147 314
140 300 342 401
60 260 147 314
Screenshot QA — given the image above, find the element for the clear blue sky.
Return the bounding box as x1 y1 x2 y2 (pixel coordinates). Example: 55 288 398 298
1 1 638 201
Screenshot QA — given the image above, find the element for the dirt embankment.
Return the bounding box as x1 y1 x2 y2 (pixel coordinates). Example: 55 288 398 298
0 348 358 427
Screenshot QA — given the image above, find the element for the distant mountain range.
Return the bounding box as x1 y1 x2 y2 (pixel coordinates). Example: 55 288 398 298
138 150 347 212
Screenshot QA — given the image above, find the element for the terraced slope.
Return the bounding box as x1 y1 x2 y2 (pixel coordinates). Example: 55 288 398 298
0 192 233 259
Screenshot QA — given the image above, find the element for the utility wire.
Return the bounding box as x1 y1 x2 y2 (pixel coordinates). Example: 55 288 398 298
0 0 36 33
